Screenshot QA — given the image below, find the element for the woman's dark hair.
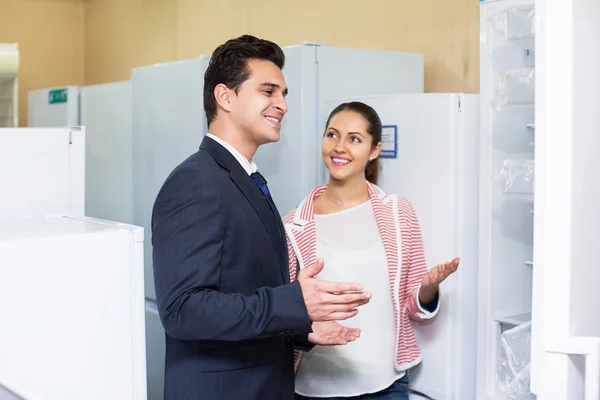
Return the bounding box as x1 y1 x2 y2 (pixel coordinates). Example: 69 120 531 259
203 35 285 126
324 101 382 184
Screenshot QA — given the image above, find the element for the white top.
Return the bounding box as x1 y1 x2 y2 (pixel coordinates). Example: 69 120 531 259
206 133 258 176
294 200 405 397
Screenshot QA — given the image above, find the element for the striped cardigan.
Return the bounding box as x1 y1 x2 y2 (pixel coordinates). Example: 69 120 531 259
282 181 439 372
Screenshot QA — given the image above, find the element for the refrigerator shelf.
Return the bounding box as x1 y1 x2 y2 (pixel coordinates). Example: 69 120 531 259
525 261 533 267
495 312 532 327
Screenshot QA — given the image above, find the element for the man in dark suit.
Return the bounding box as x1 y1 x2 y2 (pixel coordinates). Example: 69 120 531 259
151 35 372 400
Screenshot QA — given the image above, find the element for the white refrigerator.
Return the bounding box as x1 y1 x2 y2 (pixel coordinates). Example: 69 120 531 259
0 216 147 400
80 80 134 226
324 93 480 400
0 127 85 221
479 0 600 399
0 127 147 399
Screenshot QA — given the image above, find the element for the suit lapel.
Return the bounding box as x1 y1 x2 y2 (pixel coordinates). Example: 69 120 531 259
201 137 288 283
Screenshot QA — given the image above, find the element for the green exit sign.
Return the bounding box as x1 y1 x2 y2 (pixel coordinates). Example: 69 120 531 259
48 88 68 104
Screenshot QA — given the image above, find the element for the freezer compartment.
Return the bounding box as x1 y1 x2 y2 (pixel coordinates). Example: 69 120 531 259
478 1 537 398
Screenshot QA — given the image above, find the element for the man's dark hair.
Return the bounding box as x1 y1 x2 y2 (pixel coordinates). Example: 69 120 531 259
203 35 285 126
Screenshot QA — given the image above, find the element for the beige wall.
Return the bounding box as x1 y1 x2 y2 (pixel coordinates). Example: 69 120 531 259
0 0 84 127
84 0 480 93
0 0 479 127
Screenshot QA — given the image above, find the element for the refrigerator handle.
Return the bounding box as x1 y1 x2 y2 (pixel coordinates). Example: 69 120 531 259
546 337 600 400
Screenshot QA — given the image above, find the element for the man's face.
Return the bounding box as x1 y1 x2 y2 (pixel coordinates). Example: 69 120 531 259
229 59 289 146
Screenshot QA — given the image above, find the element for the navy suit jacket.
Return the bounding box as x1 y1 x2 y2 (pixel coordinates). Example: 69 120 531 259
151 136 313 400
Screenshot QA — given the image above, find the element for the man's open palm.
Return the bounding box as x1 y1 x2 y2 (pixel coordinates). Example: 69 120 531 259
308 321 361 346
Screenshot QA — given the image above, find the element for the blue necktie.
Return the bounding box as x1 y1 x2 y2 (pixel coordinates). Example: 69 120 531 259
250 171 284 237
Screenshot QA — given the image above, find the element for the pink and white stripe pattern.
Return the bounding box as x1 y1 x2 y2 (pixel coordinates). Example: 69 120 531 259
283 181 438 373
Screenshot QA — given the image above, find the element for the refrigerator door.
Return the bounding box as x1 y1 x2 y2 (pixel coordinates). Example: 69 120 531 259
322 93 480 400
530 0 600 399
131 55 210 301
254 44 425 219
0 127 85 221
0 216 146 400
81 80 134 225
28 86 80 127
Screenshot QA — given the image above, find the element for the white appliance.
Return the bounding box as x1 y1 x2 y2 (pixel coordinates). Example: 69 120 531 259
0 216 147 400
131 45 424 399
479 0 600 399
81 80 134 225
0 127 85 221
28 86 80 127
324 93 479 400
0 127 147 399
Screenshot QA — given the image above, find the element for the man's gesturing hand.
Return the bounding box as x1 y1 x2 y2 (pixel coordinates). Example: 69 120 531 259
297 258 371 322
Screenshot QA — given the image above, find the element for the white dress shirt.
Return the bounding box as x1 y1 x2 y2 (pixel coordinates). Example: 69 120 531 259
206 133 258 176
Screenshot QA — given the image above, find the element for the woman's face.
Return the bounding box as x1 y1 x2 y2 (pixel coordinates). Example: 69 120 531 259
322 111 381 183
